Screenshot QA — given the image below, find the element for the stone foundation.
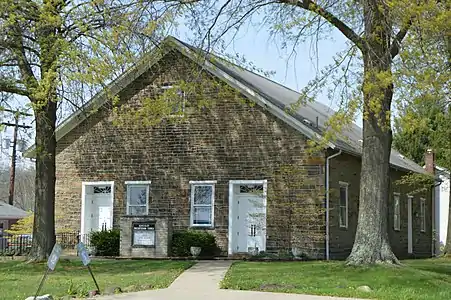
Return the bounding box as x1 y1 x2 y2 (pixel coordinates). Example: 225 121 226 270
120 215 172 257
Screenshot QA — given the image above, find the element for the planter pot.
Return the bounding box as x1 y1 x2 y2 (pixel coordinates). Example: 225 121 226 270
190 246 201 258
87 246 96 256
248 247 259 256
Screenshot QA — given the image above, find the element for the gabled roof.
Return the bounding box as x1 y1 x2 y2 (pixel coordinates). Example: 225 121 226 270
0 202 28 219
24 36 426 175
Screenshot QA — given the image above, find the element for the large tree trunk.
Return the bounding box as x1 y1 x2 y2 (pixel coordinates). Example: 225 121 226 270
28 0 60 261
346 0 399 265
30 100 57 261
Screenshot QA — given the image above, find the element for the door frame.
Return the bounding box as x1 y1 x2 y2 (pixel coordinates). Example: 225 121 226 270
228 179 267 255
408 195 413 254
81 181 115 236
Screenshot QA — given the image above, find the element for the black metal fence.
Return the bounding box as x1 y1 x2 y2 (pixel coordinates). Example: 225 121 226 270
0 231 92 256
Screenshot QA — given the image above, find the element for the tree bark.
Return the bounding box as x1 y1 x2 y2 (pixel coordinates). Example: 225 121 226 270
30 104 57 261
27 0 60 262
30 99 57 261
346 0 399 265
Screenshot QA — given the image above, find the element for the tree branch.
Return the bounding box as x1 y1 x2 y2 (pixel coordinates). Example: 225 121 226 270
391 19 412 58
0 79 30 97
280 0 366 52
8 25 38 90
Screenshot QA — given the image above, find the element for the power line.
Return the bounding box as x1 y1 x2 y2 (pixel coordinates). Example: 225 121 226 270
1 108 32 206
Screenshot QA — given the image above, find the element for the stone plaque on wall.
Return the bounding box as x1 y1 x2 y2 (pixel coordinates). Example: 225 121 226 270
132 222 155 247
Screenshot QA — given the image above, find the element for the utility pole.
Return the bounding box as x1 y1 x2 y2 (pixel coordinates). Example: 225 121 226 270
1 109 32 206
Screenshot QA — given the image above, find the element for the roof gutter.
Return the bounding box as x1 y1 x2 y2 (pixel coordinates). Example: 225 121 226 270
325 149 342 260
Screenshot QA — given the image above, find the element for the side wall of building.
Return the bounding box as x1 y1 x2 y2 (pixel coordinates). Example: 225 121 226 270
328 152 433 260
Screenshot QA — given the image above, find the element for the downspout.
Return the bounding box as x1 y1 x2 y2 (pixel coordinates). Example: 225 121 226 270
325 149 342 261
433 178 442 256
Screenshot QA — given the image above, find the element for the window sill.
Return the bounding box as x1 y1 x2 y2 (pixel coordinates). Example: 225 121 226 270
132 245 156 248
339 225 348 230
189 225 215 230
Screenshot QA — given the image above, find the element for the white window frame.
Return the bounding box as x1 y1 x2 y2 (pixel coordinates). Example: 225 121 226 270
393 193 401 231
407 194 413 254
125 181 151 216
420 197 426 232
160 84 186 117
338 181 349 229
189 180 216 227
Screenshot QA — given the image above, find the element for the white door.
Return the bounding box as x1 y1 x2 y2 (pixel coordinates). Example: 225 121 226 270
83 184 113 235
408 196 413 254
230 183 266 254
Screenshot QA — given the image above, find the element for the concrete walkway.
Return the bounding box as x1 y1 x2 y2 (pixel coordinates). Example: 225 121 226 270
91 260 362 300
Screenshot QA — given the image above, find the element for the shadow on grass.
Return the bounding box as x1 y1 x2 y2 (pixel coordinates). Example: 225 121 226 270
0 259 193 276
0 259 194 300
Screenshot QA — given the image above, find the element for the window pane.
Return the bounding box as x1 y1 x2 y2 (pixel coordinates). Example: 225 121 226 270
192 207 212 225
94 186 111 194
239 184 263 194
128 186 147 205
129 206 147 216
339 207 347 227
193 185 213 205
339 187 347 206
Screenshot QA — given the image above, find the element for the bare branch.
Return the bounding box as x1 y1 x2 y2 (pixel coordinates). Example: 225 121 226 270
391 19 412 58
280 0 366 52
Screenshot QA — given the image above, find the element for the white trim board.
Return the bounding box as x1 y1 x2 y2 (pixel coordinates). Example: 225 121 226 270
338 181 349 229
407 195 413 254
125 180 152 185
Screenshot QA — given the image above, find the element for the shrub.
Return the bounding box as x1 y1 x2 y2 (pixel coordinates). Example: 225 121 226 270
171 230 220 257
90 229 120 256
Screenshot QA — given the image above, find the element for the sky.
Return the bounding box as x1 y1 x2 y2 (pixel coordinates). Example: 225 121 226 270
174 18 350 112
0 10 354 165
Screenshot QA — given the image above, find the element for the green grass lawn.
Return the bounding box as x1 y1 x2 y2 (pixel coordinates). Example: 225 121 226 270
0 259 193 300
220 259 451 300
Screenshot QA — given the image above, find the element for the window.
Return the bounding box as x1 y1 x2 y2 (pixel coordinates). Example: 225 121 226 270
93 186 111 194
190 181 216 227
339 182 348 228
393 193 401 231
420 198 426 232
160 83 185 116
239 184 264 194
125 181 151 216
